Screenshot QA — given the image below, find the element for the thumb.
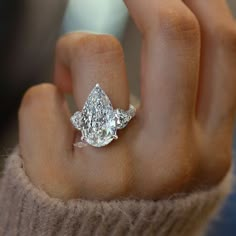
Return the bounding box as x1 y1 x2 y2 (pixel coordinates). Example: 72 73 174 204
19 83 75 198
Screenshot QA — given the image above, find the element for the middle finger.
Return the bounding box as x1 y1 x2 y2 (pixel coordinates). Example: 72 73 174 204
125 0 201 134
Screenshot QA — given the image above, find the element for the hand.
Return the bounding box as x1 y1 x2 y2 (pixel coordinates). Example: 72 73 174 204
19 0 236 200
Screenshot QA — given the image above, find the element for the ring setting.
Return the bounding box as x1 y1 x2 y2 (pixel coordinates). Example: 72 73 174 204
71 84 136 148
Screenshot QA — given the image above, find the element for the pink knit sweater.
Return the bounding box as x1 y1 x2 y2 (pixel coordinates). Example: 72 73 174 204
0 150 232 236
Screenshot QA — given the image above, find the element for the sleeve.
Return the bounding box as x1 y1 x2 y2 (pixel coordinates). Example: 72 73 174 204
0 150 233 236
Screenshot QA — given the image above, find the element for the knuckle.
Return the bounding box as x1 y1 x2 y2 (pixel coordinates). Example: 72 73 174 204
55 33 81 61
196 135 232 188
79 151 132 199
73 34 123 59
103 162 131 198
155 6 200 42
152 158 195 197
90 168 130 200
142 145 197 197
28 159 76 200
164 155 196 193
56 33 124 64
107 173 130 198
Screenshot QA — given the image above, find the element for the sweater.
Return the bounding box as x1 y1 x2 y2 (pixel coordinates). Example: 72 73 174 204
0 150 233 236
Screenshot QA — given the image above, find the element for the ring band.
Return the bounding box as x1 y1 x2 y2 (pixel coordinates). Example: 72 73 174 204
71 84 136 148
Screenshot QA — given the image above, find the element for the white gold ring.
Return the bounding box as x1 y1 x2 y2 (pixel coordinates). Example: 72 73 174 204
71 84 136 148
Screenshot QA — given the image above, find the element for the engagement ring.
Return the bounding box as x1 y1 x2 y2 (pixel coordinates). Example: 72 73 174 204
71 84 136 148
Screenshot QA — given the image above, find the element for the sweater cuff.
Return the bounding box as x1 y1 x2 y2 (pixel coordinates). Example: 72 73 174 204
0 150 232 236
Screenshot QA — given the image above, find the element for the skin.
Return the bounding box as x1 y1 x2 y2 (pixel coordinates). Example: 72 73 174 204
19 0 236 200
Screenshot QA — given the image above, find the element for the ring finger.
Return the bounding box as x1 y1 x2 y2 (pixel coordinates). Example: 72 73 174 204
54 32 133 199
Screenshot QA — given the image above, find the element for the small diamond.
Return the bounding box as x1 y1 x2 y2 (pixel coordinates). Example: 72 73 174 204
114 109 131 129
70 111 82 130
128 105 136 118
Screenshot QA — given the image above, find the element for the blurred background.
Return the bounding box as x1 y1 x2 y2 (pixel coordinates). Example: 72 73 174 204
0 0 235 235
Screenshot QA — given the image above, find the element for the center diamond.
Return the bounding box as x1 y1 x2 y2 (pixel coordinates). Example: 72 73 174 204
80 84 117 147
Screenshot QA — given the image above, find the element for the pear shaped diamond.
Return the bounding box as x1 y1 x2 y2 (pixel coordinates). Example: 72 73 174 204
71 84 136 148
79 84 116 147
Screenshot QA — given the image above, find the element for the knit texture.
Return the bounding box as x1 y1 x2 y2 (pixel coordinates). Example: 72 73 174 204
0 150 232 236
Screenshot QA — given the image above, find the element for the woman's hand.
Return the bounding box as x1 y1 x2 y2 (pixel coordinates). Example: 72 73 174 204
19 0 236 200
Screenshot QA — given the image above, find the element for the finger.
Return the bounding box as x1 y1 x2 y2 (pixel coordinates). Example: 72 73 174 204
19 83 73 173
181 0 234 187
54 32 129 110
54 33 132 199
184 0 236 131
124 0 201 132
